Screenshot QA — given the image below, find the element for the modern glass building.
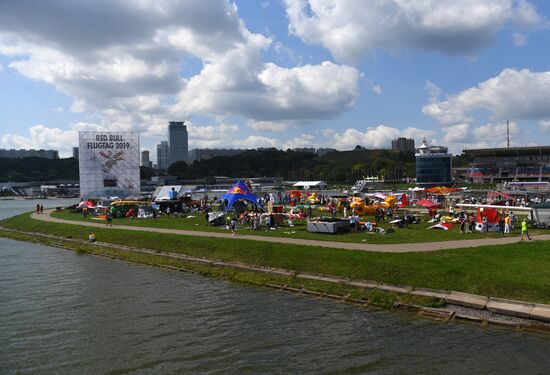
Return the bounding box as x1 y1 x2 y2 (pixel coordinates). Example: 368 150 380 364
415 139 452 185
156 141 170 170
168 121 188 166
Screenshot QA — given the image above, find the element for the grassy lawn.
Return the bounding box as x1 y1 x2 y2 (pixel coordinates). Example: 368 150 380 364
50 208 547 245
2 212 550 304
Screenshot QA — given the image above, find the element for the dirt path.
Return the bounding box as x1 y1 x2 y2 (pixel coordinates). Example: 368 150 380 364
30 210 550 253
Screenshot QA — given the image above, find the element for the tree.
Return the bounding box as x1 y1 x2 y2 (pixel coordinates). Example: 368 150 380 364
168 161 189 179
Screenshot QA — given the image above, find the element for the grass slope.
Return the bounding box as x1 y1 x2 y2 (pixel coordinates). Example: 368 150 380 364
50 209 543 244
2 212 550 304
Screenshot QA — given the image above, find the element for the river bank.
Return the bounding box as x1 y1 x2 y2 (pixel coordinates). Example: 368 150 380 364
2 226 550 332
4 236 549 374
2 211 550 332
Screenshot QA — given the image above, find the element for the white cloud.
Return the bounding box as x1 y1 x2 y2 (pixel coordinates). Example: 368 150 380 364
52 107 63 112
234 135 279 149
540 120 550 131
439 121 523 153
282 134 316 149
284 0 546 63
426 81 442 103
177 48 360 129
442 124 471 143
1 122 104 157
473 121 519 140
423 69 550 126
247 120 292 132
514 0 548 28
0 62 3 72
512 32 527 46
70 99 86 113
0 0 360 140
321 125 435 150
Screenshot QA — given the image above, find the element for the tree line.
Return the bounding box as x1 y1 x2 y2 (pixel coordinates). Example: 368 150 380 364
167 148 420 183
1 149 472 183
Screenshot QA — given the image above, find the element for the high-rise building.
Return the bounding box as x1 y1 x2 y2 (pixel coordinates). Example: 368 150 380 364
415 139 452 186
141 150 152 168
168 121 188 166
72 147 79 159
391 137 415 153
156 141 170 170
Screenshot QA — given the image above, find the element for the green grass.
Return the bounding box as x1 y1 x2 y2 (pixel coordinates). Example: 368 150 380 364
50 209 547 244
2 212 550 304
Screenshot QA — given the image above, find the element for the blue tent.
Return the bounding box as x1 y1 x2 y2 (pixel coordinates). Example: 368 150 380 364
218 180 264 212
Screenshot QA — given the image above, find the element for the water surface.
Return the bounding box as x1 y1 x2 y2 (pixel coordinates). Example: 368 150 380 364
1 199 549 374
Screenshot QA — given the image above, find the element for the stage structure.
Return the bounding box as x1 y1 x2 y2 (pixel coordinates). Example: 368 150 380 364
79 132 140 199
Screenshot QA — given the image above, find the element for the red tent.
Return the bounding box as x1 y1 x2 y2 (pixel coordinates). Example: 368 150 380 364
399 193 408 208
417 199 439 208
477 208 498 223
289 190 303 199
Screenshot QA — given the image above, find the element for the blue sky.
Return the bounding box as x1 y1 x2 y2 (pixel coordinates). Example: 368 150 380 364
0 0 549 158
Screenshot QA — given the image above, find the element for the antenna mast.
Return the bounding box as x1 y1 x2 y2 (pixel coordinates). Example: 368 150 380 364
507 120 510 148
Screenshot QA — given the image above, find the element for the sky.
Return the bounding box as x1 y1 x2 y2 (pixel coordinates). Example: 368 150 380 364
1 0 550 159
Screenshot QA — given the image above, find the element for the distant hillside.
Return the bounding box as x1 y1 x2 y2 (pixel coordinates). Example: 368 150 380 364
1 149 468 183
169 148 417 182
0 157 79 182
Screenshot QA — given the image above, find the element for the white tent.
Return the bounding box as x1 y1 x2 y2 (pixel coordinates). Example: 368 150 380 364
533 202 550 225
293 181 327 190
152 185 183 201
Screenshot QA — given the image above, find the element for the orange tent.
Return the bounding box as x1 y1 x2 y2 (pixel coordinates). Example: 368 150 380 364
289 190 303 199
424 186 463 195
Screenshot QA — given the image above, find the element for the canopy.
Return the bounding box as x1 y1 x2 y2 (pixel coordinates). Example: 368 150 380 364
218 180 263 212
417 199 439 208
399 193 408 208
289 190 303 198
424 186 464 195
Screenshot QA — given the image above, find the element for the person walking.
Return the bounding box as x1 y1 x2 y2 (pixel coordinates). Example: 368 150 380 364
469 215 476 233
497 215 505 237
230 217 237 236
482 216 488 233
504 214 511 234
386 206 393 221
40 204 44 214
460 215 467 234
520 219 532 240
36 203 40 214
106 209 113 227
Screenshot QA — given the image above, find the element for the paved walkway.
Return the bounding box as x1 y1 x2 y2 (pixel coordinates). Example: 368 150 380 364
30 210 550 253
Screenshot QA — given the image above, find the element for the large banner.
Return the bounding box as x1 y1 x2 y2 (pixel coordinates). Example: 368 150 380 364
79 132 140 199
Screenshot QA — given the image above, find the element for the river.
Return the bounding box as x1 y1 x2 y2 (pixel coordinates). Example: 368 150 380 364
1 199 549 374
